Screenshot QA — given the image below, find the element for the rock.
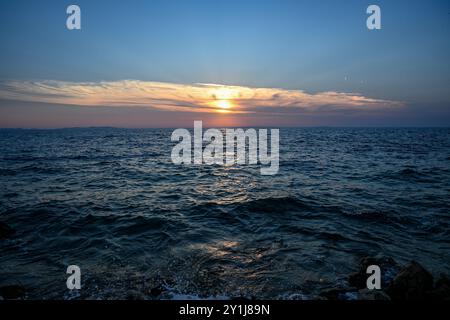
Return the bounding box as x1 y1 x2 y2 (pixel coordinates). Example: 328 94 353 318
0 285 25 299
358 289 391 300
348 272 367 289
126 290 145 300
428 274 450 300
231 296 252 301
148 285 164 298
348 256 398 289
0 222 15 239
386 261 433 300
318 287 358 300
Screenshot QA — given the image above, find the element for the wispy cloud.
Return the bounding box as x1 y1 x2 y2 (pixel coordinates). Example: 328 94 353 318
0 80 402 114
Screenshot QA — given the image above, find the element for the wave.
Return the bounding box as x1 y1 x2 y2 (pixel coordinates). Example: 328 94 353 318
237 196 312 214
0 168 16 176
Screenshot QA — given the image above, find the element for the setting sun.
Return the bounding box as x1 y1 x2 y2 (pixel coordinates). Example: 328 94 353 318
209 87 239 113
213 99 233 113
215 99 232 110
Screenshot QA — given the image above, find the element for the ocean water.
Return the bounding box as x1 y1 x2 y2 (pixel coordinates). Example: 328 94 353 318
0 127 449 299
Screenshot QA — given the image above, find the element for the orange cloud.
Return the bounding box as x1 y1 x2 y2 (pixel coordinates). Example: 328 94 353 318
0 80 403 114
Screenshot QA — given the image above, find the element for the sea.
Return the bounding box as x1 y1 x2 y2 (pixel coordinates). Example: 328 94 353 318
0 127 449 299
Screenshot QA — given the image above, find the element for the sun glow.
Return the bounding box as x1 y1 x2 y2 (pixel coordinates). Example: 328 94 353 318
215 99 232 109
209 87 239 113
213 87 237 100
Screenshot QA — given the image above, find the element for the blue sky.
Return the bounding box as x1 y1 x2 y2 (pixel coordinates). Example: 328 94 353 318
0 0 449 127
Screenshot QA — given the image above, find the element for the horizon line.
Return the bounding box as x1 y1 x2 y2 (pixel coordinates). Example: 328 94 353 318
1 125 450 130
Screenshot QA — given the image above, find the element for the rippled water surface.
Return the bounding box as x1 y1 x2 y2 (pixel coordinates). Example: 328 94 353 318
1 128 450 299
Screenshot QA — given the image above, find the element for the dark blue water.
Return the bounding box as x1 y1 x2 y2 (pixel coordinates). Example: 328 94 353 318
0 127 449 299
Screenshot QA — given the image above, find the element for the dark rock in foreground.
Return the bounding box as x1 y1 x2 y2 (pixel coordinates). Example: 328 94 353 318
429 274 450 300
318 287 358 300
345 258 450 300
0 222 15 239
148 285 164 298
348 256 399 289
0 285 25 300
357 288 391 300
387 261 433 300
126 290 145 300
317 257 450 301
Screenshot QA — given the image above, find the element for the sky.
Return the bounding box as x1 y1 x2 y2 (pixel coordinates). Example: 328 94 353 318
0 0 449 128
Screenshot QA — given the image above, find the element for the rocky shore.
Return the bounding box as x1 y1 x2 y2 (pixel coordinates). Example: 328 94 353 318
1 221 449 300
318 256 450 300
